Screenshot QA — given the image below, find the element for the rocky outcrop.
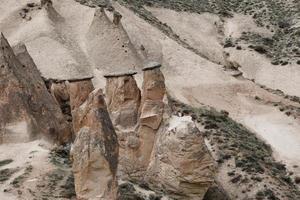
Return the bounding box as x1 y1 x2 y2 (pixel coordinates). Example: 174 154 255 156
71 89 119 200
136 62 166 170
104 71 141 179
49 78 94 135
0 34 71 144
104 71 140 129
69 79 94 111
147 116 215 200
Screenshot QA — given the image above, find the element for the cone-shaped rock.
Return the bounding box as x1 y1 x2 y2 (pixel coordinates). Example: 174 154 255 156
0 34 71 143
86 8 141 72
71 89 119 200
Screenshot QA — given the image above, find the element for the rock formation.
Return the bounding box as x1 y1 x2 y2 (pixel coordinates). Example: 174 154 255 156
136 62 166 171
147 116 215 200
0 33 71 144
104 70 141 179
104 71 140 129
71 89 119 200
68 78 94 111
49 77 94 136
86 7 141 73
50 81 71 120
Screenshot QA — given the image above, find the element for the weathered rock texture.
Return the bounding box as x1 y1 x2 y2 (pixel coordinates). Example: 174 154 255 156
105 72 140 129
69 79 94 111
86 8 141 73
71 89 119 200
136 63 166 171
104 71 141 180
147 116 215 200
0 34 71 143
49 78 94 137
50 81 71 121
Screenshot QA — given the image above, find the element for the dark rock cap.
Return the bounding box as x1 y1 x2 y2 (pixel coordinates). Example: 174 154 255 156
44 76 94 83
142 62 162 71
104 70 137 78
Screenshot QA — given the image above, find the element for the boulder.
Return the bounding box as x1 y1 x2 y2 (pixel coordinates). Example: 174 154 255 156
71 89 119 200
0 34 71 144
147 116 215 200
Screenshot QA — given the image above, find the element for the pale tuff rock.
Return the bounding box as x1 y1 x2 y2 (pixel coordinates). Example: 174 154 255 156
104 71 140 129
86 8 141 72
71 89 119 200
0 34 71 144
147 116 215 200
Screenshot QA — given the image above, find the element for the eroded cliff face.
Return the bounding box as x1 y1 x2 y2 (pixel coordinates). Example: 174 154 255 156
71 89 119 200
0 33 71 144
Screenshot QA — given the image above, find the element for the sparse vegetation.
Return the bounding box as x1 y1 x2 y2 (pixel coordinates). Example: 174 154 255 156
0 159 13 167
0 168 18 183
11 165 33 188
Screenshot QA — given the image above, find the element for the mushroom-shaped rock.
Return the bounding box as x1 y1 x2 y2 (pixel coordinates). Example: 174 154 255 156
0 34 71 144
104 70 140 129
147 116 215 200
136 62 166 172
71 89 119 200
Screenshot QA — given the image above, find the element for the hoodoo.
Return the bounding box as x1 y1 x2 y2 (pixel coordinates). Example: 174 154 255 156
0 33 71 144
136 62 166 170
71 89 119 200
